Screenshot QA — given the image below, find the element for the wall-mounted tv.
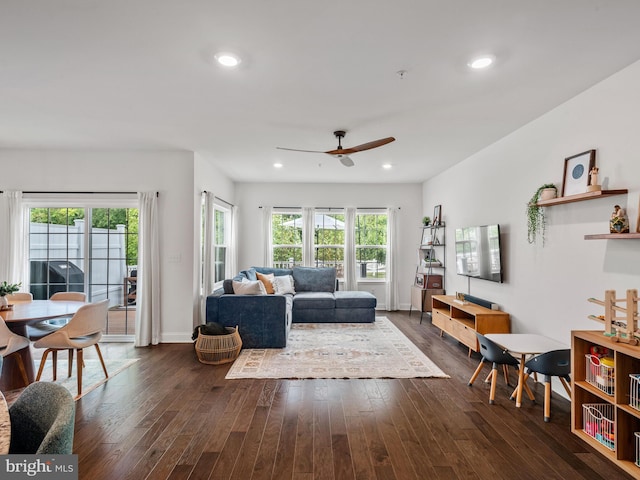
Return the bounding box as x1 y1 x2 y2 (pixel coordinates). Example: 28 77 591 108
455 224 503 283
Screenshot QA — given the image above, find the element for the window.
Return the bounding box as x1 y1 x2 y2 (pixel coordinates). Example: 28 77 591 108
314 211 345 278
214 206 230 283
27 204 138 337
355 213 387 279
272 211 303 268
270 209 388 280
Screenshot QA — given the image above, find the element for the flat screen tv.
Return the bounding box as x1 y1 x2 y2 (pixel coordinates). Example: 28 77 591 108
455 224 503 283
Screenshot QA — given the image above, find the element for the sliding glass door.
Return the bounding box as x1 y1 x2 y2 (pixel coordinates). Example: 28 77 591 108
27 204 138 339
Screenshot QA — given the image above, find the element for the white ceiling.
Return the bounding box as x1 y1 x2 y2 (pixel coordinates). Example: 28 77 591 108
2 0 640 184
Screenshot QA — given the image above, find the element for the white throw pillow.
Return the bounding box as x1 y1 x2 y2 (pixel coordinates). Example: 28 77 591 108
272 275 296 295
232 279 267 295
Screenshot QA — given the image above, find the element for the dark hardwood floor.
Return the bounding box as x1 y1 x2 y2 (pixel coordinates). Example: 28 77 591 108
70 312 634 480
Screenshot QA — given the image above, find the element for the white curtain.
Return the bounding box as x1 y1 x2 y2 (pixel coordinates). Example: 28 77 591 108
344 207 357 290
302 207 315 266
200 192 215 325
262 206 273 267
229 204 239 277
386 207 399 311
0 191 25 286
135 192 161 347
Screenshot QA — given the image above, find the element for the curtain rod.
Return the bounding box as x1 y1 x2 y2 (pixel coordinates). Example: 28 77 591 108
202 191 235 207
3 190 158 196
259 206 399 210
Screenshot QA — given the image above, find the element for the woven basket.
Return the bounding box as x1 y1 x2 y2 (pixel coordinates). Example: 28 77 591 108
195 326 242 365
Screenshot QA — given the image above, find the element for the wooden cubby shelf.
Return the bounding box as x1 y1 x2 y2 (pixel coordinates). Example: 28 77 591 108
572 330 640 478
536 189 628 207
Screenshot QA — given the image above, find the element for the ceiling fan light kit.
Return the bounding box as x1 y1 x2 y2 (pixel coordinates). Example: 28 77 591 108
276 130 395 167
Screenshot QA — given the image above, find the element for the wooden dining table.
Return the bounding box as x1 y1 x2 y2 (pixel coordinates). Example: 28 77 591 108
0 390 9 454
0 300 85 391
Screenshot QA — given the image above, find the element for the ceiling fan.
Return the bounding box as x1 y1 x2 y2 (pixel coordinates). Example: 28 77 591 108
277 130 395 167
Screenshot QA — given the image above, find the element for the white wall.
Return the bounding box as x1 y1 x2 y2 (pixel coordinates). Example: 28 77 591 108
1 150 234 343
423 60 640 347
234 182 423 309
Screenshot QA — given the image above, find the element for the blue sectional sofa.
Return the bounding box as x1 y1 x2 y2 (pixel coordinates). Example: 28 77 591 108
205 266 376 348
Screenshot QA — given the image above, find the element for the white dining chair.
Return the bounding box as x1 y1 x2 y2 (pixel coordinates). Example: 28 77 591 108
34 300 109 397
50 292 87 302
0 318 30 386
5 292 33 302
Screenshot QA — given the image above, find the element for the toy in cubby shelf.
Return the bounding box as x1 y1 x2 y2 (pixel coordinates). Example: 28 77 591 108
587 288 639 345
583 403 616 450
585 345 615 395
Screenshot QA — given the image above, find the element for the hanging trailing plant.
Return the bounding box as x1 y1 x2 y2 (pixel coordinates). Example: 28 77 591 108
527 184 557 245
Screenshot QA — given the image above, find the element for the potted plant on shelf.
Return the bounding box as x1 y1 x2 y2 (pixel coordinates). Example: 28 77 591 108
0 281 21 308
422 216 431 226
527 184 557 245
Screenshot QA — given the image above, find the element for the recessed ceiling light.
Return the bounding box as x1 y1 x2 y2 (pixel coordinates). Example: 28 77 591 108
382 163 392 169
273 162 283 168
215 52 241 67
468 55 495 69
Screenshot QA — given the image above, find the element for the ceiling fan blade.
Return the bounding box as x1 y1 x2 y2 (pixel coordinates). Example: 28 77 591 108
325 136 395 155
336 154 354 167
276 146 326 153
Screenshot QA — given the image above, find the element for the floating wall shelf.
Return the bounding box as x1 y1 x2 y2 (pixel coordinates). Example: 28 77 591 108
584 233 640 240
536 189 628 207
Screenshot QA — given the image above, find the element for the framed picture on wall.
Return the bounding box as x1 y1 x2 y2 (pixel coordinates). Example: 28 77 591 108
561 149 596 197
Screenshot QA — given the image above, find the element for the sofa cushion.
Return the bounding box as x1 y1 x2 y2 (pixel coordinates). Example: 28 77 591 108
240 268 258 281
292 266 336 293
222 279 235 294
252 267 293 277
232 279 267 295
292 292 335 309
334 291 377 309
272 275 296 295
256 272 275 294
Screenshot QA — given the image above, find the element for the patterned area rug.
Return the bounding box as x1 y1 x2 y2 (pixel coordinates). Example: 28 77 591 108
4 357 139 405
225 317 449 379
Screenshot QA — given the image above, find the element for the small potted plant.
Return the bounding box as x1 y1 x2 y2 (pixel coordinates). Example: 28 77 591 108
527 184 557 245
0 281 21 308
422 216 431 226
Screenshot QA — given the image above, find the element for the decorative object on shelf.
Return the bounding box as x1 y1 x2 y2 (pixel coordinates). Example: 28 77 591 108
527 183 557 245
421 229 432 245
433 205 442 226
0 281 21 309
587 289 639 345
422 216 430 226
588 166 601 192
561 149 596 197
609 205 630 233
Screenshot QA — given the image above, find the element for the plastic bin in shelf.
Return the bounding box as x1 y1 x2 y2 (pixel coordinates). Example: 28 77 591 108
631 374 640 411
583 403 615 451
585 354 615 395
